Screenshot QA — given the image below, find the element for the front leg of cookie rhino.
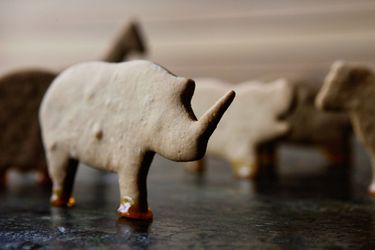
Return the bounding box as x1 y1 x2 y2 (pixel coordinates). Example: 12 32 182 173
117 151 155 221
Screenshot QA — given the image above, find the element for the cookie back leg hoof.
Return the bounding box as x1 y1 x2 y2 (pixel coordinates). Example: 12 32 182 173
48 155 79 207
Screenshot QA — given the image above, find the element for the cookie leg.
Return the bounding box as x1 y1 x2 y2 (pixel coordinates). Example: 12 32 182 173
257 143 277 168
37 168 52 187
47 151 78 207
321 136 351 167
184 159 205 174
0 169 7 188
230 147 259 179
117 151 155 221
231 160 258 179
368 153 375 196
256 143 278 180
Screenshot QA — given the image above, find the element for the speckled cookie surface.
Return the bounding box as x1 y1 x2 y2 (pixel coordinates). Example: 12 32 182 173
40 60 235 219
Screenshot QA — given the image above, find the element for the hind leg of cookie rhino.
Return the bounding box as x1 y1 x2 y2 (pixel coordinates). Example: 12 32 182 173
184 159 205 174
36 154 52 187
47 152 78 207
117 151 155 221
37 168 52 187
321 136 352 167
36 145 52 187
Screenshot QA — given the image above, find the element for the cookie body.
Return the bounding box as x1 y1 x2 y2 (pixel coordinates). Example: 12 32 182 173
187 78 292 178
316 61 375 194
40 60 235 220
0 70 56 173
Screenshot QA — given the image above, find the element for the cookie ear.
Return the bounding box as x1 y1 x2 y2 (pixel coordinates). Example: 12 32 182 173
179 78 195 102
179 78 197 120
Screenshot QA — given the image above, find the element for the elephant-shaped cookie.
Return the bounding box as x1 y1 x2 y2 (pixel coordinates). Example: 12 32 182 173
39 60 235 220
0 21 146 187
316 61 375 194
185 78 293 179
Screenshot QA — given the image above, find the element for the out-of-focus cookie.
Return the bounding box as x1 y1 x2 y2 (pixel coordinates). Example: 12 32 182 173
316 61 375 195
185 78 293 179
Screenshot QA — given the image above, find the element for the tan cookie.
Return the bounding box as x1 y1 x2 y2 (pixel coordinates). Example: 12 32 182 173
101 21 146 63
39 60 235 220
0 70 56 187
316 61 375 194
260 81 352 169
185 78 293 179
0 21 146 187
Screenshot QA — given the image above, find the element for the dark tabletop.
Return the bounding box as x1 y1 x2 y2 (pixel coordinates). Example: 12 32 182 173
1 138 375 249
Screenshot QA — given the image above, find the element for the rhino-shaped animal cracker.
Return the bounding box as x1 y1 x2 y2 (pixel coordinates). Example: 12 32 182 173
0 21 146 187
185 78 293 179
316 61 375 194
39 60 235 220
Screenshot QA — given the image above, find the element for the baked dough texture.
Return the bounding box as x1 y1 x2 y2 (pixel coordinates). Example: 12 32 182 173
40 60 235 220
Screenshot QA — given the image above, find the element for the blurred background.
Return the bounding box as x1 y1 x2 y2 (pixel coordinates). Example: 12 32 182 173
1 0 375 83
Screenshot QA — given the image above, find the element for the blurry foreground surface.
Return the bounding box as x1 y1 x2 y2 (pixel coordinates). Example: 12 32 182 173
1 140 375 249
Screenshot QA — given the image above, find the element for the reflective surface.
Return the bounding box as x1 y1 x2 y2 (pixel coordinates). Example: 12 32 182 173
1 139 375 249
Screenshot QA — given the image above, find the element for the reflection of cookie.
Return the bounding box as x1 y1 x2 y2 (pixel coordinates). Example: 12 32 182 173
0 21 147 185
185 78 293 179
40 60 235 220
316 61 375 194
